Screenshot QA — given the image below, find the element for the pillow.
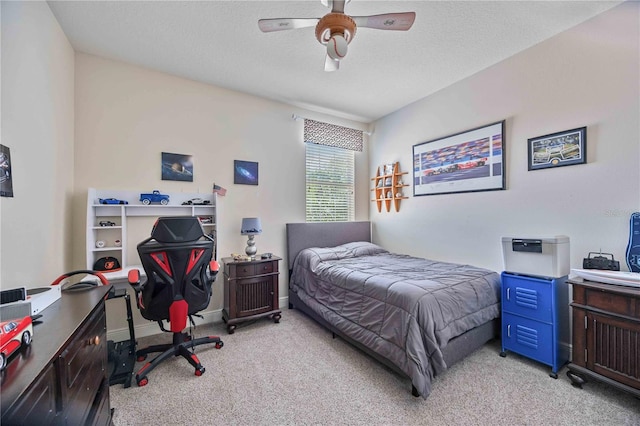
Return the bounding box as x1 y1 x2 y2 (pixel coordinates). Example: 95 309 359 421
338 241 388 257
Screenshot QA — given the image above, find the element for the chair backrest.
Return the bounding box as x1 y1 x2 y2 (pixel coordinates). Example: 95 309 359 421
136 217 214 325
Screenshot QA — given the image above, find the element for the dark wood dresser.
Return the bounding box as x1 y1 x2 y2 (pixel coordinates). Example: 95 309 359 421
222 256 282 334
566 278 640 398
1 286 112 425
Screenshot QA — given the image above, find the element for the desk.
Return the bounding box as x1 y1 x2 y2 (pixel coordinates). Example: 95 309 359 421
1 286 112 425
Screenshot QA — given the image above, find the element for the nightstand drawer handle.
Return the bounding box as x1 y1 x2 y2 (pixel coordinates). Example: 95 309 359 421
506 288 510 301
507 324 511 337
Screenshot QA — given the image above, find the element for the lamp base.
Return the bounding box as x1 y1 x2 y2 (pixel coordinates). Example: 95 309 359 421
245 235 257 260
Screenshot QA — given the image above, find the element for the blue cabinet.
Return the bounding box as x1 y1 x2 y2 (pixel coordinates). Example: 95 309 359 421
500 272 569 378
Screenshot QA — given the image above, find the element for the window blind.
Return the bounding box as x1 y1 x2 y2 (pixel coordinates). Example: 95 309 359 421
305 142 354 222
303 118 363 152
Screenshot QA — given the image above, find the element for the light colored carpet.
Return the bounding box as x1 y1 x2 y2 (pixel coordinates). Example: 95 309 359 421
110 309 640 425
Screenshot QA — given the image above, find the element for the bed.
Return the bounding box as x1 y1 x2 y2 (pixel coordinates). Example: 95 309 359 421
286 221 501 399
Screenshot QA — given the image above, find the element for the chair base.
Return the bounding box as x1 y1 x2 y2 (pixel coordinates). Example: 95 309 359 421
134 332 223 387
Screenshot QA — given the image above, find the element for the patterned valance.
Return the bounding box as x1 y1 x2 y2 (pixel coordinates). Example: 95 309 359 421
304 119 363 152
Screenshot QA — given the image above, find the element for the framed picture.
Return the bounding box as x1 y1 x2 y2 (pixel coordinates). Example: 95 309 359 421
161 152 193 182
234 160 258 185
0 144 14 197
412 120 505 196
527 127 586 171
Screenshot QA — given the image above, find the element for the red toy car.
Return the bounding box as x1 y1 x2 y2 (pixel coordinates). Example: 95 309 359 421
0 316 33 371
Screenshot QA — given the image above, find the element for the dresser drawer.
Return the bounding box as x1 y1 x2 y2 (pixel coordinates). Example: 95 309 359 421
60 308 107 425
581 287 640 319
3 363 58 424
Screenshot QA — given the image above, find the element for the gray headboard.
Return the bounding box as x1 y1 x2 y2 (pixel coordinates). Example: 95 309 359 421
286 221 372 270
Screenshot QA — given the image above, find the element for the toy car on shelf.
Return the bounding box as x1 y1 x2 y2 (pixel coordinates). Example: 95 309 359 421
139 190 170 205
182 198 211 205
98 198 129 205
99 220 116 227
198 216 213 224
1 316 33 371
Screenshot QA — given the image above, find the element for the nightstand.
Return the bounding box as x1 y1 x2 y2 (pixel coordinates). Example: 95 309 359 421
499 272 569 378
222 255 282 334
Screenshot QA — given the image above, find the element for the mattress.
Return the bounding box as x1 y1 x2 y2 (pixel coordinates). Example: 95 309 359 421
289 241 501 398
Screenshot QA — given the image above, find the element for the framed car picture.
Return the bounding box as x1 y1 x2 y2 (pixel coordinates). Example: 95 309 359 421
527 127 586 171
412 121 506 196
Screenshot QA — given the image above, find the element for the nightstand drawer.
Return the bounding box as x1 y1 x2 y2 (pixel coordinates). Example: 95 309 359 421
255 261 274 274
234 264 256 277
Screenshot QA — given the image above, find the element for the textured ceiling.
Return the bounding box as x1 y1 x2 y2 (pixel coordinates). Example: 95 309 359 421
47 0 621 122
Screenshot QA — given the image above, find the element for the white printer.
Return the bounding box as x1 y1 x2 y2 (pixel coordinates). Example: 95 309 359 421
501 235 570 278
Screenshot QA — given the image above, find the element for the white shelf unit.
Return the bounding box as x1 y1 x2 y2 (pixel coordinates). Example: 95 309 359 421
86 188 217 281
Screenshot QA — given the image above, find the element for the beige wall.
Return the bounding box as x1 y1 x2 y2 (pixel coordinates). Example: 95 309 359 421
73 53 370 333
1 1 75 287
369 2 639 273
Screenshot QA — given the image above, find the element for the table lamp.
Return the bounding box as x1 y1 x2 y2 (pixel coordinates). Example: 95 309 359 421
241 217 262 260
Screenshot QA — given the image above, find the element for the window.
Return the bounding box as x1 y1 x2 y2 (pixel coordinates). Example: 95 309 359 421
305 143 354 222
303 118 362 222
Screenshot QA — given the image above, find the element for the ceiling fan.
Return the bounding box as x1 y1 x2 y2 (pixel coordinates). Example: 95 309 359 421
258 0 416 72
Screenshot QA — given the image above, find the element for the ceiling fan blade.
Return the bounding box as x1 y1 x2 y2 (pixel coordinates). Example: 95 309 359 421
352 12 416 31
324 55 339 72
258 18 319 33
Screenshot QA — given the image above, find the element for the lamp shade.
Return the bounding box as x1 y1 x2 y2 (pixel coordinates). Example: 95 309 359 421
241 217 262 235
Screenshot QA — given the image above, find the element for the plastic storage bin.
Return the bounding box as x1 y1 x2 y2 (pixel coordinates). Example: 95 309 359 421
501 236 569 279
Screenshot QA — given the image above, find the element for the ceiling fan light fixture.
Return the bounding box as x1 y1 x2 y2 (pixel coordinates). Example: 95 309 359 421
327 34 348 60
315 13 356 45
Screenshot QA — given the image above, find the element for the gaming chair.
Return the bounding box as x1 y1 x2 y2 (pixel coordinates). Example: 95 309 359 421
127 216 223 387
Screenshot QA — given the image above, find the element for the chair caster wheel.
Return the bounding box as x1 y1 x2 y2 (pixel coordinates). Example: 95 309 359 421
215 341 224 349
137 377 148 387
137 354 147 362
499 351 507 358
549 372 558 379
195 366 205 377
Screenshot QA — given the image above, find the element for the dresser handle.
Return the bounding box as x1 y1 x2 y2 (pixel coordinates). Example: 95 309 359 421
86 336 100 346
506 288 510 301
507 324 511 337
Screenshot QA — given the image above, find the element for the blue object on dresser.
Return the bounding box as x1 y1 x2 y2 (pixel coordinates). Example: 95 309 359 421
626 212 640 272
499 272 569 378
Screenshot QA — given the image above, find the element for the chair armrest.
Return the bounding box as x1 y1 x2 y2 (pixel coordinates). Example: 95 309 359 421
128 269 141 291
208 260 219 280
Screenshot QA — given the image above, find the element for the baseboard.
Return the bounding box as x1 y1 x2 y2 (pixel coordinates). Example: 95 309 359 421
106 295 290 342
106 309 223 342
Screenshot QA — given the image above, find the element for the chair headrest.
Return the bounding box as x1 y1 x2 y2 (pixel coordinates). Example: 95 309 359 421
151 216 205 243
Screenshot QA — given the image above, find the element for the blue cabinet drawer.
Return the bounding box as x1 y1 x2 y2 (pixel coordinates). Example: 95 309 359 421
502 273 553 323
502 312 553 366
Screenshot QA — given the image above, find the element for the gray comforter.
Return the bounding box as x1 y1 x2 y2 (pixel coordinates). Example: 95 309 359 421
289 241 500 398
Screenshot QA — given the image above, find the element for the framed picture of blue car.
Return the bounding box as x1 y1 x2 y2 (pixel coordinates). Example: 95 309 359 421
528 127 586 171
